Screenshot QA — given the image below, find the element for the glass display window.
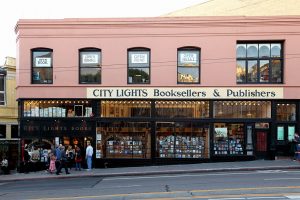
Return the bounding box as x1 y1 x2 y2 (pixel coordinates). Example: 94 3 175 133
23 100 92 118
96 122 151 159
276 103 296 121
213 123 245 155
156 122 209 159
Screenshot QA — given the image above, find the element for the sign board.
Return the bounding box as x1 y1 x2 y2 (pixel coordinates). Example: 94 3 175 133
87 87 284 99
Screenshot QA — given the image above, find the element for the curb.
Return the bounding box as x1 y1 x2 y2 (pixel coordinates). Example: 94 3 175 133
1 165 300 183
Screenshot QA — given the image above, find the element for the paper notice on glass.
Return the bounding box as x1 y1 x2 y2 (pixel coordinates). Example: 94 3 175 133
277 126 284 140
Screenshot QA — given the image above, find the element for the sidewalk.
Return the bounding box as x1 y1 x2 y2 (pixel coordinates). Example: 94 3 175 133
1 159 300 182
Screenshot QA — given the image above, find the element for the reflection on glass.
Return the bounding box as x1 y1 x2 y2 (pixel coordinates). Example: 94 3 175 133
213 101 271 118
128 68 149 83
271 44 281 57
260 60 269 82
247 61 258 82
236 61 246 83
177 67 199 83
276 103 296 121
259 44 270 58
236 44 246 58
271 60 282 82
247 44 258 58
80 68 100 83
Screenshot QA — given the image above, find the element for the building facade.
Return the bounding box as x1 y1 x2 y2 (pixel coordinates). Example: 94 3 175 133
0 57 18 170
15 16 300 168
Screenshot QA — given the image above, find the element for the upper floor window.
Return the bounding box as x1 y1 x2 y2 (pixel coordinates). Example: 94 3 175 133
128 48 150 84
79 48 101 84
32 48 53 84
236 42 283 84
0 71 6 105
177 47 200 84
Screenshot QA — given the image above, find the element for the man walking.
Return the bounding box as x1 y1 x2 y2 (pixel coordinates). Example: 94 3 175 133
86 141 93 170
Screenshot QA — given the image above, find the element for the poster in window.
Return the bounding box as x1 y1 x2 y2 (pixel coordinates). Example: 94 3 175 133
131 53 148 64
35 57 52 67
277 126 284 140
179 51 199 66
215 128 228 138
82 53 99 64
288 126 295 141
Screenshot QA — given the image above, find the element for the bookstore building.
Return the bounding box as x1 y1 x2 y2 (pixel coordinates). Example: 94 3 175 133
16 17 300 168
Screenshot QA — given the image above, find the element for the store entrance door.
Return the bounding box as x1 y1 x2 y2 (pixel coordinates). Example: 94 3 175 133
255 130 268 158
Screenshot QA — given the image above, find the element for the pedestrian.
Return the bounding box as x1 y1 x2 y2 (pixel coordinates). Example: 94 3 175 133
296 143 300 162
292 133 300 161
56 146 70 175
85 141 93 170
75 146 82 171
55 144 61 170
66 145 74 170
24 148 31 173
1 156 9 175
48 153 56 174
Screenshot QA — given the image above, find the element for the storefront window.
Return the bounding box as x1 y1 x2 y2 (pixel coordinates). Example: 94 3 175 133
276 103 296 121
79 48 101 84
177 47 200 83
96 122 151 159
128 48 150 84
32 48 53 84
213 123 245 155
155 101 209 118
236 42 283 84
156 122 209 158
101 100 151 118
213 101 271 118
23 100 93 117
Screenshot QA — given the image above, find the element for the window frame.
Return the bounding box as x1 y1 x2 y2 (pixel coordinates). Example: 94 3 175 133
79 48 102 84
0 71 6 106
177 47 200 84
127 47 151 84
236 41 283 84
31 48 53 84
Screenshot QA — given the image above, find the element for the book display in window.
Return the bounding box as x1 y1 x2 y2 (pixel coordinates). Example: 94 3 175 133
214 124 244 155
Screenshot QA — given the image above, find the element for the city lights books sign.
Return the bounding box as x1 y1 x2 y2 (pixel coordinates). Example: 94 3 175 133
87 87 284 99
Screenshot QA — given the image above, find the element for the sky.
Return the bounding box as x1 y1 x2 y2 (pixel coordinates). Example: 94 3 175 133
0 0 208 65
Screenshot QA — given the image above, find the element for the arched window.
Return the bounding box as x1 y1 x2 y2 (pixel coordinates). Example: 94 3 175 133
31 48 53 84
79 48 101 84
127 47 150 84
177 47 200 84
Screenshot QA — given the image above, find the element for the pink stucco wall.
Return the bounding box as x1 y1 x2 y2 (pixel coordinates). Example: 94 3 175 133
15 16 300 99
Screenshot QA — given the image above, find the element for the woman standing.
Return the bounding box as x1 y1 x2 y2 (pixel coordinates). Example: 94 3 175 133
75 146 82 171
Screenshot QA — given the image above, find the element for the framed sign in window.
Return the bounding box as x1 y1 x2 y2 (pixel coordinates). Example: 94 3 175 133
277 126 284 140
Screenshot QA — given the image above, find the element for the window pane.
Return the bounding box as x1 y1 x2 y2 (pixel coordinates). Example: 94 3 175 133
32 68 53 84
271 44 281 57
80 68 101 83
128 68 149 84
247 61 258 82
259 44 270 58
276 103 296 121
178 67 199 83
236 61 246 83
260 60 269 82
271 59 282 83
247 44 258 58
236 44 246 58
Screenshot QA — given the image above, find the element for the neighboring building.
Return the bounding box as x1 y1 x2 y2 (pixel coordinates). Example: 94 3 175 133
0 56 18 170
163 0 300 17
15 16 300 168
